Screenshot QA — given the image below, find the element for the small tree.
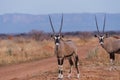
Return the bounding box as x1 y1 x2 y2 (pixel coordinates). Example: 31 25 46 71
29 30 42 41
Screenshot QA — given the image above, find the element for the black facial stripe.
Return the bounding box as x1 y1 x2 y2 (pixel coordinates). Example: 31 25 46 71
99 36 104 43
55 39 59 43
54 36 60 44
99 39 104 42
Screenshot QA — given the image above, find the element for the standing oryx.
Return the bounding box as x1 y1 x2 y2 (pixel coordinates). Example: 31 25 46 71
49 14 80 79
94 15 120 70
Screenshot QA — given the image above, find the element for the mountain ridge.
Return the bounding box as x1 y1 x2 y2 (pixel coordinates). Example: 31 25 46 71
0 13 120 33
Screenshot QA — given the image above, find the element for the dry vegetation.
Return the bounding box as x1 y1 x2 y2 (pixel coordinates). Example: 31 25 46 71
0 31 120 66
21 34 120 80
0 31 120 80
0 38 54 66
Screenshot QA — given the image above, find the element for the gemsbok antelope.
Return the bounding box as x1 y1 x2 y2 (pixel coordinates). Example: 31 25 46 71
49 14 80 79
94 15 120 70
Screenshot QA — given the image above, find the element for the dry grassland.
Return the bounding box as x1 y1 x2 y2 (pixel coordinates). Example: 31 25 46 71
0 38 54 66
0 36 120 66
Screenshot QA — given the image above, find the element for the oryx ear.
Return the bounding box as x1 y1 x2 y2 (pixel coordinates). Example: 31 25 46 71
105 33 109 38
94 34 98 37
51 34 54 38
61 35 64 38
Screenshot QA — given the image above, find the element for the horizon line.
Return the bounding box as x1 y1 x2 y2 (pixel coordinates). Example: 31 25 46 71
0 12 120 15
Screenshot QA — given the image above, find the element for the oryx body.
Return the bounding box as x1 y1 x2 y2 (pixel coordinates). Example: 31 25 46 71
102 37 120 54
55 40 77 58
49 15 80 79
94 15 120 70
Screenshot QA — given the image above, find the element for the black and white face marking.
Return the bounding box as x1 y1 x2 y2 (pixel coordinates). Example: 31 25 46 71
98 35 104 45
54 35 61 46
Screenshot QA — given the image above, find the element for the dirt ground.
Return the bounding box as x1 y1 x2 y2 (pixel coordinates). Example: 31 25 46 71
0 43 120 80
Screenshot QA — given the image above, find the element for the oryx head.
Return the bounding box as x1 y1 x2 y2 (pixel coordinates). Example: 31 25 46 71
49 14 64 46
94 15 108 45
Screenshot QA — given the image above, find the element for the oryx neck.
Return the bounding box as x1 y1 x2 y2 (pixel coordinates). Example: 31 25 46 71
101 43 104 48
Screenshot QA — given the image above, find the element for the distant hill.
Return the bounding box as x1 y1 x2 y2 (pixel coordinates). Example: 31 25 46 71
0 13 120 33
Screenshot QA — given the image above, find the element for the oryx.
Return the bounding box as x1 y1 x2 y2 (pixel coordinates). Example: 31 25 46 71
49 14 80 79
94 15 120 70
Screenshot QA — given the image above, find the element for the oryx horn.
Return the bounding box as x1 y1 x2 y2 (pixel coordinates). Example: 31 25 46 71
95 15 100 34
103 14 106 34
59 14 63 34
49 15 55 34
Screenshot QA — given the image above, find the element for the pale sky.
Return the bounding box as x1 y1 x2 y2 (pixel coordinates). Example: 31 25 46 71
0 0 120 14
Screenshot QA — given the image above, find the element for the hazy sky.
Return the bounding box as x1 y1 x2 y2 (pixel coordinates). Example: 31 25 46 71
0 0 120 14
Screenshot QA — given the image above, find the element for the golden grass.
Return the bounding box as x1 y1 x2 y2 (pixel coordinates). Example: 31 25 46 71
0 39 54 66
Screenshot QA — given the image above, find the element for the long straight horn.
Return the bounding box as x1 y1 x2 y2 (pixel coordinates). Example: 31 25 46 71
103 14 106 34
59 14 63 34
95 15 100 34
49 15 55 34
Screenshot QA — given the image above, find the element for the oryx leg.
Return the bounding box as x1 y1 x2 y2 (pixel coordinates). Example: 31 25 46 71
75 55 80 79
58 58 64 79
109 53 115 71
68 57 73 78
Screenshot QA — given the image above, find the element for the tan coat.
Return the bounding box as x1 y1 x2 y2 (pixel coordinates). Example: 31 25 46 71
102 37 120 54
55 39 77 58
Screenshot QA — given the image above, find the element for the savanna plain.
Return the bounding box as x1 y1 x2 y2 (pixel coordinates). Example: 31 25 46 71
0 32 120 80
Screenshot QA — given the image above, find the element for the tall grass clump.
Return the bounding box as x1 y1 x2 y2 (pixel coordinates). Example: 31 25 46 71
86 47 99 60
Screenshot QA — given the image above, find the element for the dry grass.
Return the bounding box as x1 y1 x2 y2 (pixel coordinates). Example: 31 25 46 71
0 38 54 66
